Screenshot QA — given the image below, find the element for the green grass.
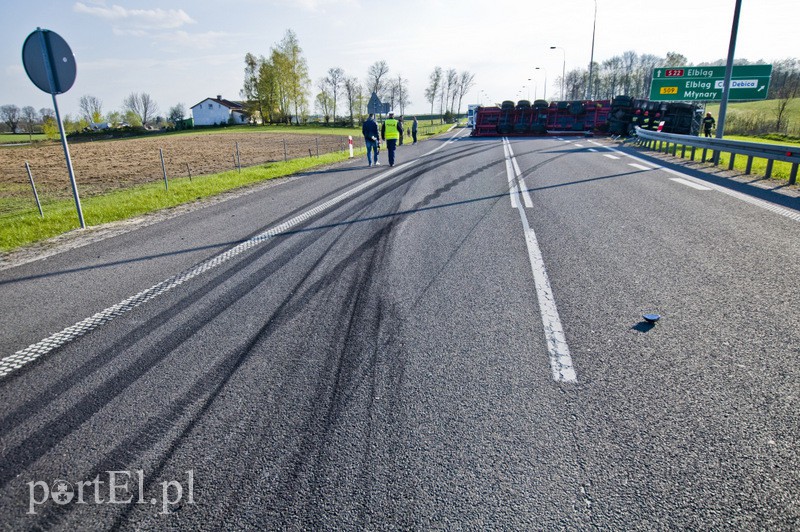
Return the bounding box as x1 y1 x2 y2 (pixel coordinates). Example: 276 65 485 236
0 124 455 252
0 133 47 144
649 134 798 181
0 147 364 252
705 98 800 136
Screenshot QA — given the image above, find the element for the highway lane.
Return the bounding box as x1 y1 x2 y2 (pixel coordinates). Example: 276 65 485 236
0 130 798 529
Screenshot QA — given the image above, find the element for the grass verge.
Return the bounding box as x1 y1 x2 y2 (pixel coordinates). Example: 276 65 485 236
0 147 365 252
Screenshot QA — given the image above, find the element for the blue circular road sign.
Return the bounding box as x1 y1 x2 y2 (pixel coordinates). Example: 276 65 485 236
22 28 76 95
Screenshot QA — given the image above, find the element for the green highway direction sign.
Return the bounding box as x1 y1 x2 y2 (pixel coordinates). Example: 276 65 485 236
649 64 772 101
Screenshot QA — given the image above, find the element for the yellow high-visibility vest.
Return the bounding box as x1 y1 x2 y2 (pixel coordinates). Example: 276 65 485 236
383 118 400 140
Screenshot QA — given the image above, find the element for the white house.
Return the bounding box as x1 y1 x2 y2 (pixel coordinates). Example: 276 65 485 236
190 95 249 126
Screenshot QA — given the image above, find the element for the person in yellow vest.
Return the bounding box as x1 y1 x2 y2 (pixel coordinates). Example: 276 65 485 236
381 111 401 167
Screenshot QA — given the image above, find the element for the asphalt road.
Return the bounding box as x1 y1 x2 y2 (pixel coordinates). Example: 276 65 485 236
0 129 798 530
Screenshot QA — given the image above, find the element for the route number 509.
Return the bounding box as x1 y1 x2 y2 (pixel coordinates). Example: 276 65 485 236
659 87 678 95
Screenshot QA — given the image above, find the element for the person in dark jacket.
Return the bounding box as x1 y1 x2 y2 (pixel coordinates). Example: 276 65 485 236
702 112 715 137
362 114 380 166
412 117 418 144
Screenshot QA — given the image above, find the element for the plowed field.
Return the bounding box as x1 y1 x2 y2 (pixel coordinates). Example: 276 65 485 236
0 132 359 203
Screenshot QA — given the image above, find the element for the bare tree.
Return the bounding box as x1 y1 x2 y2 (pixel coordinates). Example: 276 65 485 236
168 103 186 123
21 106 38 138
445 69 458 113
455 70 476 116
325 67 344 124
395 74 411 115
366 60 390 101
343 75 362 126
123 92 159 126
315 78 333 123
79 95 103 123
1 104 21 133
425 67 442 119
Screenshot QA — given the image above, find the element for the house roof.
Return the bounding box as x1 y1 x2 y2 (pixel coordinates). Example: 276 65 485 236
190 97 245 110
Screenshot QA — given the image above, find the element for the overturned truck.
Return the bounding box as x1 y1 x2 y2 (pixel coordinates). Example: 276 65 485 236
471 96 702 137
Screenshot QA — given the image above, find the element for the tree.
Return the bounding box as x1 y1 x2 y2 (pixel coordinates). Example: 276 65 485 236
107 111 122 127
343 75 361 126
1 104 21 133
276 29 310 124
21 106 38 139
168 103 186 123
367 60 390 103
394 74 411 115
39 108 54 121
425 67 442 118
123 92 158 126
79 95 103 123
774 80 799 132
445 69 458 113
455 71 476 116
325 67 344 124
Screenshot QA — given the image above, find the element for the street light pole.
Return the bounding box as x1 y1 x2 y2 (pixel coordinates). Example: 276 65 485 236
535 67 547 100
716 0 742 143
550 46 566 100
587 0 597 100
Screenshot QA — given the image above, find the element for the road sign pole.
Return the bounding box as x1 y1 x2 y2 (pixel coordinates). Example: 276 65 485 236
37 29 85 229
716 0 743 145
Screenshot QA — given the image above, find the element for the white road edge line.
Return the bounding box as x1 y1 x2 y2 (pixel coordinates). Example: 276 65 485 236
0 129 470 380
503 138 577 383
503 139 520 209
603 145 800 223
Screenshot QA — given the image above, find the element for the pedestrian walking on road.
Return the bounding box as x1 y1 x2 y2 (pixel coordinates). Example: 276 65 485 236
381 111 401 167
362 114 380 166
412 116 418 144
702 112 716 137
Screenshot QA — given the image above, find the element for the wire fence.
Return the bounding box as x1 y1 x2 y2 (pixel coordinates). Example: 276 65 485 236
0 133 365 216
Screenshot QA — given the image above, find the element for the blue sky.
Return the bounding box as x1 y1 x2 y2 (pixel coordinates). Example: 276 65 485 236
2 0 798 118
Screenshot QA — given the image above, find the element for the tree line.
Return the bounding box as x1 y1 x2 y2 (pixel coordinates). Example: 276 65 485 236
1 93 187 136
555 51 800 103
241 29 476 126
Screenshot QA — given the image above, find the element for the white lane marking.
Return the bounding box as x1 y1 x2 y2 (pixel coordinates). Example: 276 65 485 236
503 139 577 383
588 148 598 152
670 177 711 190
0 130 471 380
603 154 619 160
603 145 800 223
503 139 520 209
628 163 653 171
511 152 534 208
588 140 604 146
574 143 584 148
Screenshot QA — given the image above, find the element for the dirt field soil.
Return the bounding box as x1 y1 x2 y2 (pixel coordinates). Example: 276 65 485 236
0 132 357 202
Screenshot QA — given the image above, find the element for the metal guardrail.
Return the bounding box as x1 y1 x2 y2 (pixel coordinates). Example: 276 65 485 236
633 126 800 185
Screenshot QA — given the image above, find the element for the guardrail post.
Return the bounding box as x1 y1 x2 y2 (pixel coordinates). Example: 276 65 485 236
680 145 686 158
765 159 774 179
728 153 736 171
790 163 798 185
702 148 708 162
672 143 678 156
745 156 753 175
691 146 696 161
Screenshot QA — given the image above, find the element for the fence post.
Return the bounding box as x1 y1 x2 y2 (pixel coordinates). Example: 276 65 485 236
159 148 168 191
316 137 319 157
283 139 288 162
236 142 241 172
24 161 44 217
186 162 192 181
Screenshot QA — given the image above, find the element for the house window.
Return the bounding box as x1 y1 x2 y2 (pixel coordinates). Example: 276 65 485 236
208 104 212 109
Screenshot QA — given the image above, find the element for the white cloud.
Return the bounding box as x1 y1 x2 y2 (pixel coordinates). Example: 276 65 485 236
73 2 196 30
156 30 229 50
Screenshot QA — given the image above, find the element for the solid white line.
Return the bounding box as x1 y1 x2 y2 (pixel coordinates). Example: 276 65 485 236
588 140 604 146
628 163 653 171
503 139 520 209
502 139 576 383
0 130 470 380
670 177 711 190
603 154 619 160
511 152 534 208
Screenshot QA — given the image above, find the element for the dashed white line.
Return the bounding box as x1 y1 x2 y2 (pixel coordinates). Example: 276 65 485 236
603 154 619 160
574 143 584 148
670 177 711 190
588 148 598 152
0 130 470 380
628 163 653 171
